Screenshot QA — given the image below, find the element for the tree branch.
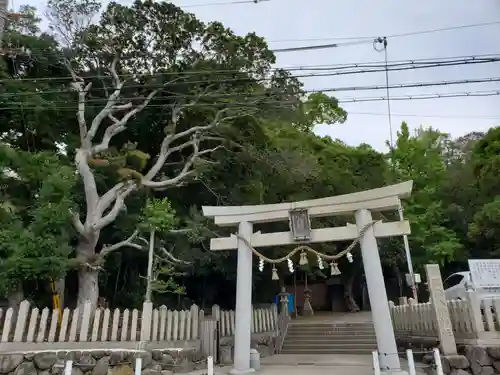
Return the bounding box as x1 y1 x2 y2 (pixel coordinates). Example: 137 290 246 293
142 107 246 185
92 89 160 154
158 247 192 265
94 182 136 231
65 59 92 145
142 141 222 189
69 209 85 235
75 148 99 222
86 56 124 143
96 181 126 217
98 229 143 261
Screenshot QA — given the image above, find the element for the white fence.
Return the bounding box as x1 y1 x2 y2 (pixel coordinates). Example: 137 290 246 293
372 348 442 375
390 291 500 345
210 304 278 336
0 300 278 350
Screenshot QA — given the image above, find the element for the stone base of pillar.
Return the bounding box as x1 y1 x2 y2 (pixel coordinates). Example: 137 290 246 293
381 370 409 375
302 297 314 316
229 368 255 375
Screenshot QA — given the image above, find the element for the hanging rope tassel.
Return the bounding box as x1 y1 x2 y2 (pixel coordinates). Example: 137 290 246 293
272 266 279 280
287 258 294 273
330 262 341 276
317 255 324 270
299 251 308 265
258 258 264 272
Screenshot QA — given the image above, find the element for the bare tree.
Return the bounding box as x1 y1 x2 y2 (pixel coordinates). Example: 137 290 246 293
68 57 250 308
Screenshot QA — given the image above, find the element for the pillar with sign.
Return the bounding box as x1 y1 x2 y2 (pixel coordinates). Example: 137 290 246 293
203 181 414 375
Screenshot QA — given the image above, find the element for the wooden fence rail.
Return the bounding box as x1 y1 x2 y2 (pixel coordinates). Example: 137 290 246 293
0 300 277 345
390 291 500 345
210 304 278 337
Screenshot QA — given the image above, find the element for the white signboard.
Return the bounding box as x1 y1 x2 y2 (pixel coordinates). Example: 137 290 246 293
468 259 500 288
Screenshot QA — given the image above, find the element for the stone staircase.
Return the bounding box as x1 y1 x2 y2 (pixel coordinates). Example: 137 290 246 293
280 321 378 354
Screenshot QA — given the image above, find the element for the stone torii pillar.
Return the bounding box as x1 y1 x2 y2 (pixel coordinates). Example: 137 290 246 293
356 208 401 373
232 221 254 374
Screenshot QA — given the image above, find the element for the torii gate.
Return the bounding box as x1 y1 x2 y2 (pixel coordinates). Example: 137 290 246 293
202 181 413 375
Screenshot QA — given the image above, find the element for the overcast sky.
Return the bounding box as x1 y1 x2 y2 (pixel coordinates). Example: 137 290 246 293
19 0 500 150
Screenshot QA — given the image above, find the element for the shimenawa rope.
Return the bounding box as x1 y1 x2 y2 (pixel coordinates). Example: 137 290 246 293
234 220 377 264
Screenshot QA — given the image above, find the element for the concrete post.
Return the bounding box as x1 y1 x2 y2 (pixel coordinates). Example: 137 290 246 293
355 209 402 373
425 264 457 355
231 221 255 374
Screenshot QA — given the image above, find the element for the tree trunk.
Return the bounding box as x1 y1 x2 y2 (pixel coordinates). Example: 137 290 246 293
344 273 360 313
76 234 100 310
55 277 66 308
77 268 99 310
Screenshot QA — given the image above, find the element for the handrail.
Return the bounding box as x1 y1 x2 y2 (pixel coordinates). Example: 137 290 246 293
275 314 291 354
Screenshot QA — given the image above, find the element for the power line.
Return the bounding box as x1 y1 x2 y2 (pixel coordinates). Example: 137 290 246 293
5 76 500 100
271 21 500 53
344 111 500 120
268 20 500 44
1 89 499 111
1 52 498 83
2 59 499 96
339 90 500 103
177 0 271 8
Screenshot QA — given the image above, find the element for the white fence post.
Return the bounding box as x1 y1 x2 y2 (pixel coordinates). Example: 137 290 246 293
64 360 73 375
79 301 92 342
140 301 153 342
13 300 30 342
134 357 142 375
466 290 485 336
407 349 416 375
433 348 444 375
207 356 214 375
372 350 381 375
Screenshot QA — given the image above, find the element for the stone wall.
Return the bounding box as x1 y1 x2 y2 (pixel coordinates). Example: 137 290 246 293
420 346 500 375
219 335 275 364
0 349 206 375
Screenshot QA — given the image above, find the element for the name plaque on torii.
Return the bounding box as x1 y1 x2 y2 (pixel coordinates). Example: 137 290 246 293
289 208 312 241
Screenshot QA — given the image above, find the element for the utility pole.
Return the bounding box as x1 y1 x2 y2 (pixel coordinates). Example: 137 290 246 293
375 36 418 301
145 228 155 302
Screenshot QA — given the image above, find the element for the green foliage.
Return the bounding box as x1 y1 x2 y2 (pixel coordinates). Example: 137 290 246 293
150 265 186 295
140 198 178 233
469 197 500 255
296 92 347 132
0 146 76 296
0 0 498 308
388 122 463 268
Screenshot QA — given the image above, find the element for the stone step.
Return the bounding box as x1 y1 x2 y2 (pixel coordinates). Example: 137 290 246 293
287 326 375 331
283 340 376 347
285 334 377 341
288 323 374 328
284 338 377 345
280 347 375 354
288 324 375 328
287 323 375 328
286 328 376 335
